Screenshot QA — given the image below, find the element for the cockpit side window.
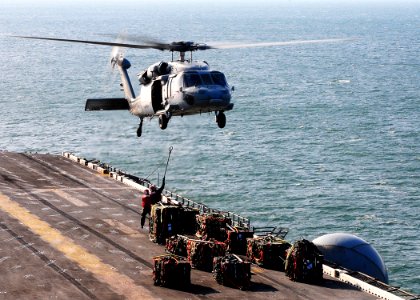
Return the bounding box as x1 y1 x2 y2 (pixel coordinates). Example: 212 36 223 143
211 71 227 86
184 72 202 87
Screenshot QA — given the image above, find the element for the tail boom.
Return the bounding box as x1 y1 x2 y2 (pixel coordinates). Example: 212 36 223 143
112 56 136 100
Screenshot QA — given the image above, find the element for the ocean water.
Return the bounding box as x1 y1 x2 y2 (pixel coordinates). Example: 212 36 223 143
0 0 419 294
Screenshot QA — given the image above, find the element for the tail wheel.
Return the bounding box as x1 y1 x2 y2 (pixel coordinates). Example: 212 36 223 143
137 118 143 137
216 111 226 128
159 114 169 130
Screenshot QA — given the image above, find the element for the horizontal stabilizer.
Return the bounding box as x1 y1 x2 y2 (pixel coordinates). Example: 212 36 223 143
85 98 129 111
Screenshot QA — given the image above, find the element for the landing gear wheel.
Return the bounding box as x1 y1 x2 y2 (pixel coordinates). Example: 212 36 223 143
159 114 169 130
137 118 143 137
216 111 226 129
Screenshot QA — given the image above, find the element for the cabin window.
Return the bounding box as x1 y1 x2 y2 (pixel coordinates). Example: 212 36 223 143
169 74 183 95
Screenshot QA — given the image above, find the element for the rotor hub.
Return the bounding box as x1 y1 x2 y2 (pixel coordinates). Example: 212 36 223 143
168 41 211 52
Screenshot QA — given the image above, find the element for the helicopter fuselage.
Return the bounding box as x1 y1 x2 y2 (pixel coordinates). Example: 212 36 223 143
88 53 234 135
128 60 233 118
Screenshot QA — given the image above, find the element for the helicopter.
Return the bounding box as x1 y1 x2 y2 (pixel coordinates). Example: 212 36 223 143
14 36 351 138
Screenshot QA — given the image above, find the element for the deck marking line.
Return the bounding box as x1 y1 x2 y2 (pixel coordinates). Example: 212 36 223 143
53 190 88 207
103 219 143 236
0 192 158 300
251 265 265 274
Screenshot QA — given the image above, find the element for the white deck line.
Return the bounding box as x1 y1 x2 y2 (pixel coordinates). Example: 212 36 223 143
53 189 89 207
323 265 404 300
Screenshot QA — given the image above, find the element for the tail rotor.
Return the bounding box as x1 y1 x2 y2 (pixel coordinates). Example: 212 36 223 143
110 32 127 69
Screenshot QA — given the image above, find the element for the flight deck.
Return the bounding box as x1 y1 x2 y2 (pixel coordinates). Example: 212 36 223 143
0 151 409 299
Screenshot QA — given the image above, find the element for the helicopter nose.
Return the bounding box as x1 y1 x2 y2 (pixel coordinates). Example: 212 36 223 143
200 87 230 101
183 87 231 108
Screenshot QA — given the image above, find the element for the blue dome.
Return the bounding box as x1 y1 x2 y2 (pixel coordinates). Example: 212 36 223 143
313 233 388 283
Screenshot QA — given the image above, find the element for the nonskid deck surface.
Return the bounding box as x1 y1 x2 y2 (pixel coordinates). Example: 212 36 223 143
0 152 376 299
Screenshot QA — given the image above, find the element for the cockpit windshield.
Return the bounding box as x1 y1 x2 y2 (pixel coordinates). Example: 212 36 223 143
184 72 202 87
183 71 227 87
210 71 227 86
200 73 213 85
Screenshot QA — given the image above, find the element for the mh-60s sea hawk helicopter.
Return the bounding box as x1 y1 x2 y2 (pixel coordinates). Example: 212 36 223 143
15 36 351 138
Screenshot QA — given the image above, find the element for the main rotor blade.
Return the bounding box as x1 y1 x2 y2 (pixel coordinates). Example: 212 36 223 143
100 33 167 48
210 38 354 49
13 36 353 52
12 35 168 50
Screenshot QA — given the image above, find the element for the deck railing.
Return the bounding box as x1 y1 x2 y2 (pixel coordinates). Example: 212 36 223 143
164 190 251 229
63 151 259 230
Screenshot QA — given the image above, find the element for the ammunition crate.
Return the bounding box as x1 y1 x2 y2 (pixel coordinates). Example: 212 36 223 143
213 254 251 290
153 254 191 288
196 213 232 242
246 235 291 271
182 207 199 235
187 238 226 272
166 235 189 257
226 228 254 255
285 239 324 283
150 204 184 244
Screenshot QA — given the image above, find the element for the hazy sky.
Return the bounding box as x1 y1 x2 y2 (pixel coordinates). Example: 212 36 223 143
2 0 419 5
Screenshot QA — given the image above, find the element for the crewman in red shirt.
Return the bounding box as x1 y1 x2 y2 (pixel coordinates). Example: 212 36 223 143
140 189 151 228
150 177 165 205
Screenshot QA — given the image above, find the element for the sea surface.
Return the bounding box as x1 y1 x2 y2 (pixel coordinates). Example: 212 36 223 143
0 0 419 294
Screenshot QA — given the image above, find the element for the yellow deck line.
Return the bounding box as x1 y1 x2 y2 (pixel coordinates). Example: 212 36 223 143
251 265 265 274
0 192 158 300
